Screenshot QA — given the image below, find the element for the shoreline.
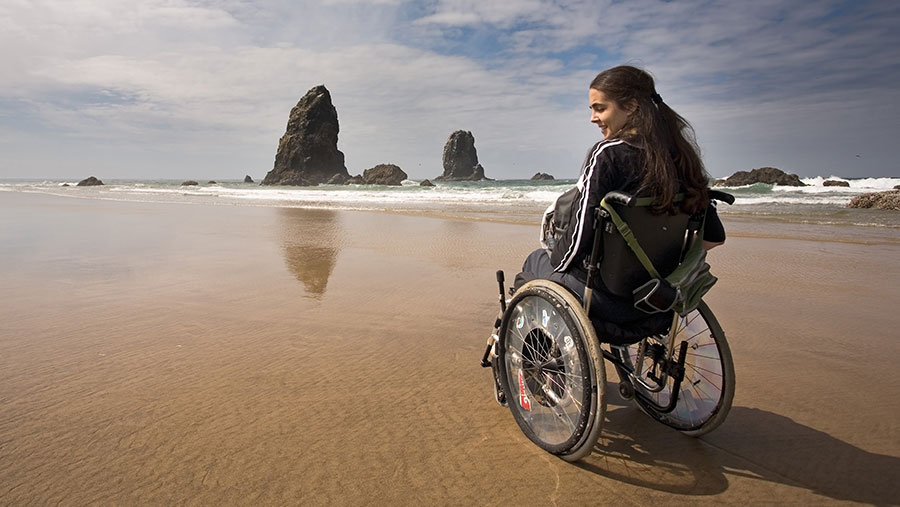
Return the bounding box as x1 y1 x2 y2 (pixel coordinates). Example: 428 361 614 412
4 187 899 245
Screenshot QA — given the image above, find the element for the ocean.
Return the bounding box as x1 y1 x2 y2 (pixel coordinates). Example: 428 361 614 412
2 176 898 230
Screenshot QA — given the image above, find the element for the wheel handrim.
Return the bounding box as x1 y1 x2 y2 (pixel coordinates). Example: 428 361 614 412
503 294 590 448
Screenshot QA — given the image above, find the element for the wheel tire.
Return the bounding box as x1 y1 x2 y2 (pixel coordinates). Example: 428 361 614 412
613 300 735 436
498 280 606 461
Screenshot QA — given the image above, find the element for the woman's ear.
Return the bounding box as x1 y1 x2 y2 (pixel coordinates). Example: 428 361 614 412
625 98 639 115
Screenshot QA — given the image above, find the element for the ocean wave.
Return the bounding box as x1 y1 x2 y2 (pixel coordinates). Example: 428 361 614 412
2 175 896 215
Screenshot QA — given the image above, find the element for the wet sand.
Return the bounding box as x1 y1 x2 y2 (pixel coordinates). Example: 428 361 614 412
1 191 898 505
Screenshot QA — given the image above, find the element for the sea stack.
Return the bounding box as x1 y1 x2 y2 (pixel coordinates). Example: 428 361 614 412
435 130 487 181
262 85 349 186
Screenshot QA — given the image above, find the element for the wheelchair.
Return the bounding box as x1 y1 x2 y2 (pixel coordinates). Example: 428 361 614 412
481 190 735 462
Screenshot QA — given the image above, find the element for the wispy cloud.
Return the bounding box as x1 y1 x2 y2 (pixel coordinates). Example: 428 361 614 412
1 0 898 179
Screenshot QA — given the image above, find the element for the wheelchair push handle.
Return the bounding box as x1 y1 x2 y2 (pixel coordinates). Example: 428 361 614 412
603 191 637 207
709 189 735 205
603 189 735 207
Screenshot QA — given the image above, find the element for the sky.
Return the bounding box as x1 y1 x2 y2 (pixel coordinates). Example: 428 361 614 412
1 0 898 181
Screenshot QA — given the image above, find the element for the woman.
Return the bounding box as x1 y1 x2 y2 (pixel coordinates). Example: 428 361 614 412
518 65 725 343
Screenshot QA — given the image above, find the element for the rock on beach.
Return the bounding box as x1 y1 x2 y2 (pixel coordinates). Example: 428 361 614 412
361 164 407 186
716 167 806 187
77 176 104 186
848 190 900 211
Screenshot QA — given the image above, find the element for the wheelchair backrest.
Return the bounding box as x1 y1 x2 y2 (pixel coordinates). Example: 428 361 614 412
599 202 693 297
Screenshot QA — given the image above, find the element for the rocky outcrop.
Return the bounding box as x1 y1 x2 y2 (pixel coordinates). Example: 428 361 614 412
207 180 217 184
262 85 349 186
345 175 366 185
326 174 349 185
244 175 254 183
182 180 199 186
848 190 900 211
420 179 435 187
77 176 103 186
715 167 806 187
531 172 554 181
435 130 487 181
894 185 900 190
362 164 407 186
824 180 850 187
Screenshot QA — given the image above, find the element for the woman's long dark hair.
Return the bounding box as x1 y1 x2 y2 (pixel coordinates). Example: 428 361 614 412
590 66 709 214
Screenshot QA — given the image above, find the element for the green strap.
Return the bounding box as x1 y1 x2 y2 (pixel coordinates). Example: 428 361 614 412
599 197 662 279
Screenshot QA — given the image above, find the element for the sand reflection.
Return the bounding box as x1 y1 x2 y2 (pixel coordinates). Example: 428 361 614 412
278 208 342 298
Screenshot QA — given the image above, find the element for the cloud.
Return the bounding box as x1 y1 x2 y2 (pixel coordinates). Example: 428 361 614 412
1 0 899 179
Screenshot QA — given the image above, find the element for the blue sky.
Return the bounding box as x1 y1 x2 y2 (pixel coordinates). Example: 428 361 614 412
1 0 898 181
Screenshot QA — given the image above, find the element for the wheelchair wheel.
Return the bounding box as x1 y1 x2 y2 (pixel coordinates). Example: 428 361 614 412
612 300 734 436
498 280 606 461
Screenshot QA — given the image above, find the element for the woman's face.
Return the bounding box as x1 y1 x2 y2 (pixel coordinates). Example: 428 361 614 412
589 88 633 139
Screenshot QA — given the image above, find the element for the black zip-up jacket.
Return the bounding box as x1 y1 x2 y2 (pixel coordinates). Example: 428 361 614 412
549 138 725 274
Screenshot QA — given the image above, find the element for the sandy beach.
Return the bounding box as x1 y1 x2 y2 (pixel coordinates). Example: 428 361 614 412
1 191 898 505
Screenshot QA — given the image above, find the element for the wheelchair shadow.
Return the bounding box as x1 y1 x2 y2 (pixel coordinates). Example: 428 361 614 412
576 385 899 503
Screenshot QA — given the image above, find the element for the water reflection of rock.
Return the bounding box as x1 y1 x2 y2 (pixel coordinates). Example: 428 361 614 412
278 208 342 298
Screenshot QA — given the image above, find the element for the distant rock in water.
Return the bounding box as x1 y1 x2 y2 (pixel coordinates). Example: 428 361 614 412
182 180 199 186
244 175 254 183
207 180 217 184
848 190 900 211
419 179 435 187
435 130 487 181
345 175 366 185
894 184 900 190
715 167 806 187
262 85 349 186
362 164 407 186
824 180 850 187
77 176 103 186
531 172 554 181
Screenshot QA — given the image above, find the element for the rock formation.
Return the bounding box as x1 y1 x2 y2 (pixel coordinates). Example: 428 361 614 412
848 190 900 211
345 175 366 185
182 180 199 186
715 167 806 187
361 164 407 186
244 175 254 183
435 130 487 181
262 85 349 186
531 172 554 181
207 180 217 184
420 179 435 187
824 180 850 187
77 176 103 186
326 174 349 185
